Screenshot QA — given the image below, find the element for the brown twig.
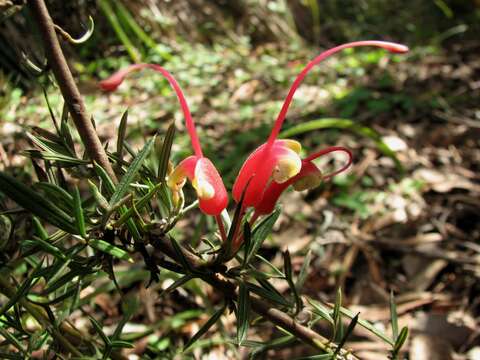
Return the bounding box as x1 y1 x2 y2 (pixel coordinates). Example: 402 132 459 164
150 233 358 359
28 0 117 183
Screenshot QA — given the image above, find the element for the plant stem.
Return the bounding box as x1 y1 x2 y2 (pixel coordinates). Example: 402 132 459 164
28 0 118 183
150 234 358 359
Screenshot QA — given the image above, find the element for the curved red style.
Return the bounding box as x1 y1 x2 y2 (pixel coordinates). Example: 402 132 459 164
233 41 408 210
100 64 228 215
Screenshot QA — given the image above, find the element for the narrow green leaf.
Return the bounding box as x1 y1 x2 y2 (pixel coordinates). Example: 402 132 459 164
32 216 48 241
283 250 302 314
116 109 128 163
249 335 295 358
294 355 332 360
241 222 252 269
393 326 409 355
89 239 134 263
23 149 89 165
159 274 194 297
94 162 116 198
35 182 74 211
390 290 399 341
246 208 280 264
254 254 284 278
42 268 83 296
237 282 250 345
333 312 359 357
169 237 193 273
336 304 394 346
306 298 334 324
73 187 87 238
247 282 290 307
0 260 44 317
296 249 312 291
23 238 67 260
109 135 156 207
184 305 225 351
89 316 111 346
0 172 78 234
60 104 76 155
0 327 26 355
43 88 58 131
87 180 109 211
110 340 134 349
0 351 24 360
114 183 161 226
222 185 247 260
157 123 176 180
332 287 343 341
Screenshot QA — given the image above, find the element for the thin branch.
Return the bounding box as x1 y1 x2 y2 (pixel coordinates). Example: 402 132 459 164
150 233 358 359
28 0 117 183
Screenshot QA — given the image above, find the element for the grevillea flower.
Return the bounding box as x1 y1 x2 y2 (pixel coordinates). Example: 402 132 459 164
99 64 228 216
232 41 408 214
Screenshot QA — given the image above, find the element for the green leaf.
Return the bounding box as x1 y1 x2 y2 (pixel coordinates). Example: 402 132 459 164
296 249 312 291
169 237 193 273
23 150 88 165
283 250 302 314
249 335 295 358
241 222 252 269
337 304 394 346
109 135 156 207
89 316 111 346
294 355 332 360
333 312 359 357
184 305 225 351
73 187 87 238
306 298 334 325
110 340 134 349
0 172 78 234
237 282 250 345
87 180 109 211
23 238 67 260
392 326 408 356
247 282 290 307
0 327 26 355
332 287 343 341
157 123 176 180
34 182 74 212
88 239 134 263
60 104 76 155
114 183 162 226
159 274 194 297
32 216 48 241
390 290 399 341
222 185 247 260
116 109 128 163
280 118 402 171
246 208 280 264
94 162 116 198
0 259 44 317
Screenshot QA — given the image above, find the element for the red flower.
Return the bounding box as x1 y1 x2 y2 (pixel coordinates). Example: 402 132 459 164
233 41 408 215
100 64 228 216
